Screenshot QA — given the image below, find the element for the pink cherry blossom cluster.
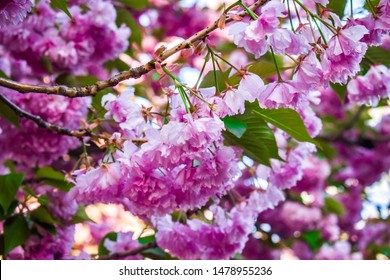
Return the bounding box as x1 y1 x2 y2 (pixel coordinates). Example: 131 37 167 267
0 0 389 260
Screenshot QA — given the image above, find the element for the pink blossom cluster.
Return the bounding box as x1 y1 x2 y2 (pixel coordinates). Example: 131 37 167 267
0 89 91 166
0 0 130 76
70 94 240 219
0 0 32 28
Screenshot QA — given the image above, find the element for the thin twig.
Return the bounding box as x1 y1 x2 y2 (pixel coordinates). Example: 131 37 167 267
0 93 91 138
0 0 268 98
96 242 157 260
0 93 148 143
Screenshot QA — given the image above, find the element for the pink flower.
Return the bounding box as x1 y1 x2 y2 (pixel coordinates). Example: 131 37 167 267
347 65 390 106
269 28 308 55
280 202 322 231
322 25 369 84
228 0 285 58
222 74 264 115
155 203 257 260
104 232 142 260
102 89 146 137
315 241 359 260
69 163 122 205
294 51 327 90
0 0 32 28
258 81 301 109
0 90 91 166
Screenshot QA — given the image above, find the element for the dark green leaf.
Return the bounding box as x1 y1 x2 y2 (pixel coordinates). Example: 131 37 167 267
116 0 148 10
138 235 156 245
330 83 347 103
36 167 65 181
302 230 322 251
55 73 77 87
115 6 143 48
50 0 72 19
222 116 247 138
98 232 117 256
71 205 95 224
0 200 18 221
0 173 24 214
199 68 232 92
41 56 53 74
30 206 60 225
0 98 20 128
104 58 130 73
35 167 73 192
75 75 99 86
324 197 345 216
0 235 4 256
223 103 282 166
252 107 322 148
316 139 337 159
0 70 9 78
3 215 29 256
141 247 177 260
328 0 347 18
364 0 380 12
248 61 278 79
365 47 390 68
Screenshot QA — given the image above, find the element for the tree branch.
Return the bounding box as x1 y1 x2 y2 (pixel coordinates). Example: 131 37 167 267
0 93 147 144
0 0 268 98
96 242 157 260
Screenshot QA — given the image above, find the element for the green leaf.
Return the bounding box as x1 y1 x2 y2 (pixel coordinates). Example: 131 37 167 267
30 206 60 225
0 98 20 128
98 232 118 256
116 0 148 10
252 107 322 148
330 83 347 103
327 0 347 18
141 247 177 260
0 173 24 214
115 6 143 48
36 167 65 181
364 0 380 12
71 205 94 224
104 58 130 73
0 199 18 221
302 230 322 251
75 75 99 86
200 69 232 92
222 116 247 138
138 235 156 245
365 47 390 68
3 215 29 256
324 197 345 216
35 167 73 192
50 0 72 19
0 70 9 78
248 61 278 79
222 103 282 166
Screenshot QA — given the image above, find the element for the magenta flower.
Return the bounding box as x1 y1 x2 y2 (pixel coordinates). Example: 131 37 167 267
347 65 390 106
269 28 308 55
0 0 32 28
294 51 327 90
229 0 285 58
0 90 91 166
155 204 257 260
104 232 143 260
322 25 369 84
258 81 301 109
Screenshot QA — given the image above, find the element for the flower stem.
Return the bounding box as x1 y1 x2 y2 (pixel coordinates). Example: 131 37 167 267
270 46 283 82
239 1 258 20
294 0 337 35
